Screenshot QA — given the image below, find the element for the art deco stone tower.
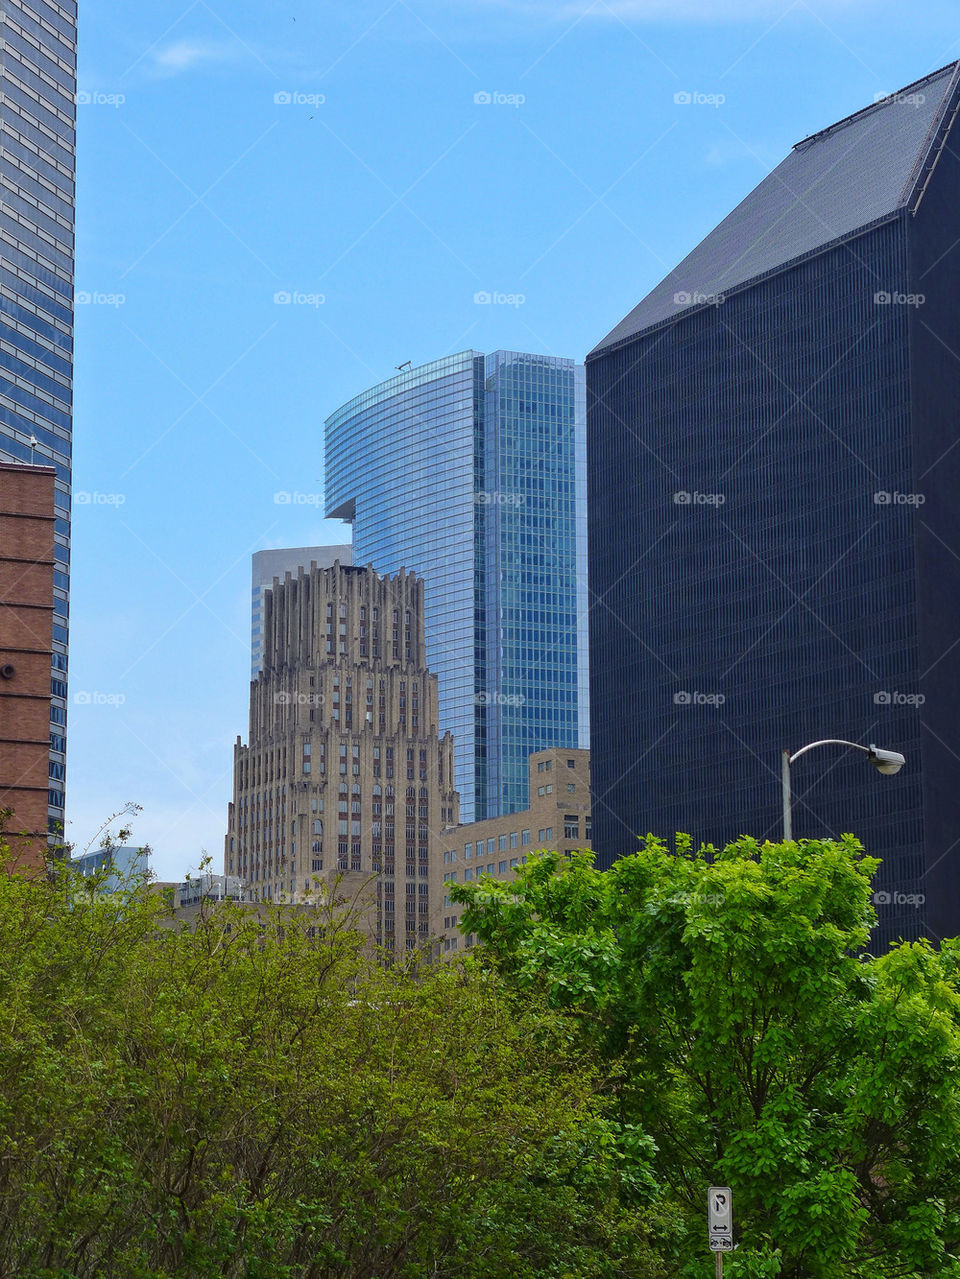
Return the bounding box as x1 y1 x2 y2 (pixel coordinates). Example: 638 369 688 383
225 561 458 953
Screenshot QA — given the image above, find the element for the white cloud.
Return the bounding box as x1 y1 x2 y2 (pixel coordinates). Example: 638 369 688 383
461 0 864 19
702 137 781 168
149 39 242 76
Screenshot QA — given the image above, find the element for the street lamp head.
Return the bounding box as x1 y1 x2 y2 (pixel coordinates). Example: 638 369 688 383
867 744 905 776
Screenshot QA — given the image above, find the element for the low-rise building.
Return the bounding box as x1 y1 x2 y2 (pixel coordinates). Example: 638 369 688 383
175 872 243 910
71 844 150 890
435 748 591 954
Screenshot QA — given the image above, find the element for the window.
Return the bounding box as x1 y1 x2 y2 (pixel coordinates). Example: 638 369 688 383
546 785 553 794
498 861 507 874
510 858 519 869
464 842 473 859
464 868 473 880
538 786 545 797
567 759 576 768
537 762 544 772
510 832 518 848
498 834 507 852
487 838 495 854
522 830 530 845
545 760 552 771
567 783 576 793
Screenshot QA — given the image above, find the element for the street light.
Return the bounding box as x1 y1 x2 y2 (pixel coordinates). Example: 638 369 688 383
782 740 905 840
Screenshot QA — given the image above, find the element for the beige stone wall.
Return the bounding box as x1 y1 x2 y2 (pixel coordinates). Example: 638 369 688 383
435 748 591 955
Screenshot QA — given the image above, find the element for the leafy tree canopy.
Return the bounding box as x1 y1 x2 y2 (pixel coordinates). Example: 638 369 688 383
453 835 960 1279
0 834 671 1279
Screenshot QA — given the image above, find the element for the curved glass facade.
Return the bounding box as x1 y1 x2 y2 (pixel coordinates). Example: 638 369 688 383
325 350 588 821
0 0 77 835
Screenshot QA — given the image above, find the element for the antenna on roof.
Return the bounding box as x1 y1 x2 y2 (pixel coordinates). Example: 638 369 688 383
395 360 412 371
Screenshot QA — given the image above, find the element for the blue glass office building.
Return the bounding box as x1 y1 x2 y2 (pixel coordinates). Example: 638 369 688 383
325 351 588 822
0 0 77 835
587 65 960 944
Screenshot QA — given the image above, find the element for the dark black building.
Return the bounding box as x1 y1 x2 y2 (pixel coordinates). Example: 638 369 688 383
586 64 960 944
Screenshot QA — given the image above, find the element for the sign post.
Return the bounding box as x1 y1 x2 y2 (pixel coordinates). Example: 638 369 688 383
708 1186 733 1276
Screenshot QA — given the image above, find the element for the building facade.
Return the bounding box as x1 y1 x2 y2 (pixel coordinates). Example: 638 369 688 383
251 545 352 679
0 461 56 870
0 0 77 837
435 747 591 954
587 64 960 945
324 350 588 824
175 872 242 910
72 843 149 891
225 563 458 953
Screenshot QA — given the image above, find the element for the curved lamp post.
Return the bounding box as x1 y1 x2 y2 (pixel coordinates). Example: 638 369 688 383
782 740 905 840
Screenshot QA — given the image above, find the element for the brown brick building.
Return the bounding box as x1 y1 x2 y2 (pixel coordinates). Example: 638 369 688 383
0 462 56 872
225 562 459 953
435 747 592 953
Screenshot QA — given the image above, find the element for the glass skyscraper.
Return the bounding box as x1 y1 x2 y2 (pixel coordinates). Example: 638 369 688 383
0 0 77 835
587 64 960 945
325 350 588 822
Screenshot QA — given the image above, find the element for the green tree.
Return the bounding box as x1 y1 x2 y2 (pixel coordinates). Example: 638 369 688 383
0 828 672 1278
453 836 960 1278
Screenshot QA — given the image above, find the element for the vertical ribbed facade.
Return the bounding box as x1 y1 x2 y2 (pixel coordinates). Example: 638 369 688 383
250 545 353 679
587 65 960 946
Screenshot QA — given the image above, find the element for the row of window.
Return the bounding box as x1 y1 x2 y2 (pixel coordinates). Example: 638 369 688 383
445 831 529 861
444 856 525 884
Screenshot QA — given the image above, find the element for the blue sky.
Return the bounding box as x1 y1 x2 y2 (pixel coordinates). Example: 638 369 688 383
68 0 960 878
